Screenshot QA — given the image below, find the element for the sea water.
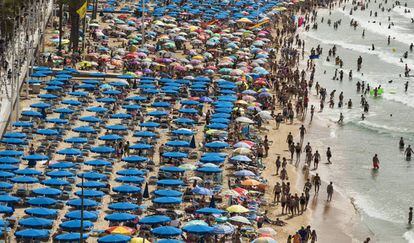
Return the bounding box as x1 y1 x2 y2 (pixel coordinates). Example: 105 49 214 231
299 1 414 242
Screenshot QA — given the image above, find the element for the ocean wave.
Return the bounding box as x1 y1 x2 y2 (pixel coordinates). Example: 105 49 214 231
403 230 414 243
338 8 414 46
382 93 414 109
393 6 414 20
303 31 414 68
351 120 414 135
352 193 402 224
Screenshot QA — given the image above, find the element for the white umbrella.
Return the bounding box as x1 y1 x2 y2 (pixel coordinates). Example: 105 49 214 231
258 111 273 120
235 116 255 124
229 215 251 224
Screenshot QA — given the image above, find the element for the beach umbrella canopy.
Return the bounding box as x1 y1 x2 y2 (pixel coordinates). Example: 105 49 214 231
106 124 128 131
19 217 53 228
130 143 152 150
47 118 69 124
105 212 137 222
11 176 39 184
165 140 190 148
152 226 182 237
153 189 182 197
0 205 13 214
160 166 185 173
78 171 107 180
64 137 89 144
196 207 226 215
234 169 256 177
27 197 57 206
42 178 70 186
171 128 194 136
15 229 49 239
73 126 96 134
116 169 145 176
106 226 136 235
98 234 131 243
192 186 213 195
67 198 99 208
0 171 14 178
55 233 89 242
113 184 141 194
139 215 171 225
25 207 57 217
36 129 59 136
12 121 33 128
57 148 82 156
32 187 62 197
0 164 18 171
226 205 249 213
182 224 214 235
156 179 183 187
87 106 108 113
65 210 98 220
85 159 112 167
0 138 27 145
15 168 41 176
90 146 115 154
4 132 27 139
115 176 145 184
152 196 182 204
60 220 94 231
134 131 157 138
157 240 183 243
109 202 140 211
121 156 148 163
162 152 187 159
79 116 102 123
196 166 222 173
212 223 235 235
0 194 19 203
257 227 277 236
0 150 23 157
49 162 75 169
74 189 105 198
231 155 252 162
229 215 251 224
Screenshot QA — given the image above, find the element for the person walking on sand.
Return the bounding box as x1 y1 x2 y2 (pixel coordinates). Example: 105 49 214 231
310 230 318 243
327 182 334 201
313 150 321 169
299 124 306 144
295 142 302 166
326 147 332 164
313 173 321 193
373 154 380 169
405 145 414 160
275 156 281 175
409 207 413 224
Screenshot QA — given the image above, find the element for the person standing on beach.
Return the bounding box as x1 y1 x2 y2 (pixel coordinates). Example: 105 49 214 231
327 182 334 201
273 182 282 204
326 147 332 164
299 125 306 144
290 143 295 161
409 207 413 224
287 132 294 148
295 142 302 166
310 105 315 122
275 156 281 175
373 154 380 169
313 173 321 193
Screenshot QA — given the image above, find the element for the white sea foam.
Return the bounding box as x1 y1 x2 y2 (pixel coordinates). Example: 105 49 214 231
303 31 414 68
338 8 414 46
353 120 414 134
403 230 414 243
393 6 414 20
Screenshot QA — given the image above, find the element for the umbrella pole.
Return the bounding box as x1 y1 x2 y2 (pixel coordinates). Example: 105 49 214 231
141 0 145 48
80 176 84 243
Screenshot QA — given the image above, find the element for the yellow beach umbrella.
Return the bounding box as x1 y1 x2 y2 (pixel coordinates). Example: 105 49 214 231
130 238 151 243
237 18 253 24
226 205 249 213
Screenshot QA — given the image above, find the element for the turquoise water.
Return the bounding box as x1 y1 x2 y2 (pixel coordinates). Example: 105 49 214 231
300 1 414 242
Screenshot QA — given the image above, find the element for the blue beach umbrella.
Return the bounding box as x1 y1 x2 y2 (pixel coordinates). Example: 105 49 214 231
19 217 53 228
27 197 57 206
121 156 148 163
196 166 223 173
65 210 98 220
12 121 33 128
67 198 99 208
78 172 106 180
196 207 226 215
98 234 130 243
42 178 70 186
108 202 140 211
139 215 171 225
85 159 112 167
115 176 145 184
76 181 106 189
0 194 19 203
64 137 88 144
162 152 187 159
15 229 49 239
57 148 82 156
15 168 41 176
3 132 26 139
74 189 105 198
130 143 152 150
113 185 141 194
0 157 19 164
55 233 89 242
32 187 62 197
25 207 57 217
47 118 69 125
160 166 185 173
152 226 182 237
104 212 137 222
73 126 97 133
105 124 128 131
134 131 156 138
0 182 13 189
90 146 115 154
116 169 145 176
99 134 123 141
154 189 182 197
182 224 214 235
156 179 183 187
152 197 182 204
60 220 94 231
11 176 39 184
36 129 59 136
79 116 102 123
49 162 74 169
